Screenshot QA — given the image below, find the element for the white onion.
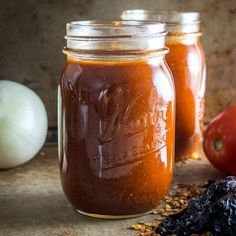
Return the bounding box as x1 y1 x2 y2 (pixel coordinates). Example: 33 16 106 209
0 80 48 169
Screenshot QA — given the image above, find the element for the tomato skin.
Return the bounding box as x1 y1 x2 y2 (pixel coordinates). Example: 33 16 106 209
203 105 236 175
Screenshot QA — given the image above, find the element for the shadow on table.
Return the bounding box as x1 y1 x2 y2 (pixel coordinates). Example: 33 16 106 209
0 191 112 228
0 190 138 236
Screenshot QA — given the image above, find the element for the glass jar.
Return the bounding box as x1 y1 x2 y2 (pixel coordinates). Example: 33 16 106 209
58 20 175 219
121 10 206 161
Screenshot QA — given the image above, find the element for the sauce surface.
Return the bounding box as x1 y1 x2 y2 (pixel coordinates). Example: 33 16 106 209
58 59 175 216
166 40 206 161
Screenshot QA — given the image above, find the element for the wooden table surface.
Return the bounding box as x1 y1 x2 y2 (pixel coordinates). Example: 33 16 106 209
0 147 225 236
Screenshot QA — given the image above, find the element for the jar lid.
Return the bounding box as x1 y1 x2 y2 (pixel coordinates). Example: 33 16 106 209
66 20 166 39
65 20 168 53
121 10 200 24
121 10 200 35
154 11 200 24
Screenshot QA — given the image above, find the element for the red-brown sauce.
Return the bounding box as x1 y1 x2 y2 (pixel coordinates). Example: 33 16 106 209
166 40 206 161
58 58 175 216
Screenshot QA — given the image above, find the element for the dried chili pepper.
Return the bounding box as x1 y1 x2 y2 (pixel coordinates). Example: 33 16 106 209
156 176 236 236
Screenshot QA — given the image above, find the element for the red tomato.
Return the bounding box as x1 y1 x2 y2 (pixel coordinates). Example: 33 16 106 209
203 105 236 175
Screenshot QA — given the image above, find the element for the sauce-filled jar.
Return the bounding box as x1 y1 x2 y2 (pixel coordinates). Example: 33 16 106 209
121 11 206 161
58 21 175 218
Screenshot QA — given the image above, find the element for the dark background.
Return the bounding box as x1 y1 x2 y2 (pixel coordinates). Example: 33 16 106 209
1 0 236 128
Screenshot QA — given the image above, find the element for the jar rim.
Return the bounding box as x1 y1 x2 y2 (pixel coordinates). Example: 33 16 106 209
66 20 167 40
121 10 200 24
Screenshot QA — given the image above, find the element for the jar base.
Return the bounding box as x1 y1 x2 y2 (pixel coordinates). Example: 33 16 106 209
176 150 203 162
76 209 152 219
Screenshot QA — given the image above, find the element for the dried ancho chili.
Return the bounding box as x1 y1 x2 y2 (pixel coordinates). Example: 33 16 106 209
156 176 236 236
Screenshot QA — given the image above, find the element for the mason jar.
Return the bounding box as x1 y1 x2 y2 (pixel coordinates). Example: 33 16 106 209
121 10 206 161
58 20 175 219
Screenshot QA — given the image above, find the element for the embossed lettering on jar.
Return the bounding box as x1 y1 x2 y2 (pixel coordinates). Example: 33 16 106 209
121 11 206 161
58 21 175 218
